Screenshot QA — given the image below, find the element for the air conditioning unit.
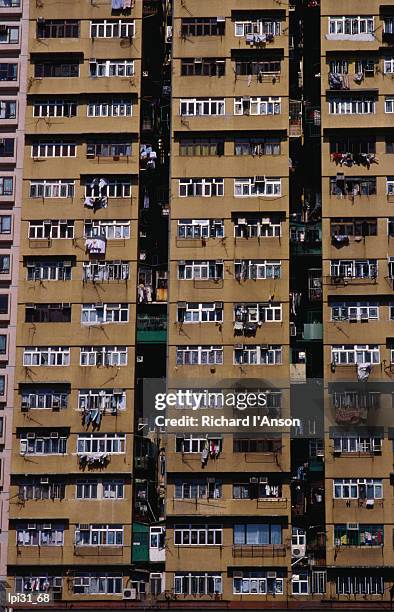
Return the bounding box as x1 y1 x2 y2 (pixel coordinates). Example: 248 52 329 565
292 544 306 558
123 588 137 600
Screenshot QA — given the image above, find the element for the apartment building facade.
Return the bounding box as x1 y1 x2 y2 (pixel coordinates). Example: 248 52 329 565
0 0 27 583
322 0 394 601
7 0 142 602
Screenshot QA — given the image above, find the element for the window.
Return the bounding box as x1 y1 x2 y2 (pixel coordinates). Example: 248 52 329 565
89 60 134 77
83 261 129 282
233 480 282 499
15 577 63 594
0 100 16 119
234 260 281 280
35 62 79 78
385 96 394 113
177 302 223 323
384 17 394 34
233 215 281 237
174 573 222 595
0 139 14 157
234 96 281 116
80 346 127 367
328 97 376 114
331 218 377 237
28 220 74 240
331 302 378 321
233 571 284 595
75 524 124 546
0 25 19 43
331 344 380 365
29 180 75 199
331 391 380 410
179 98 225 116
234 177 281 197
179 138 224 157
76 480 124 500
175 436 222 454
37 20 79 38
0 216 11 234
0 254 9 274
234 19 281 37
73 572 123 595
0 335 6 354
33 99 77 118
85 178 131 198
178 178 224 197
26 259 73 281
76 434 126 455
18 480 65 501
87 99 133 117
330 260 377 279
86 142 131 158
292 572 309 595
25 303 71 323
178 260 223 280
387 177 394 195
81 303 129 324
176 346 223 365
233 437 281 453
330 137 375 155
333 435 382 454
234 345 282 365
333 479 383 500
235 137 281 156
336 576 384 595
174 480 222 499
235 59 281 76
334 524 384 547
20 386 69 410
330 176 376 196
19 433 67 455
177 219 224 239
0 63 17 81
181 58 225 77
181 18 225 37
90 20 135 38
234 523 282 545
84 220 130 239
0 177 12 196
384 58 394 74
16 523 65 546
23 346 70 367
234 303 282 323
174 525 222 545
31 142 76 158
328 16 374 36
78 389 126 413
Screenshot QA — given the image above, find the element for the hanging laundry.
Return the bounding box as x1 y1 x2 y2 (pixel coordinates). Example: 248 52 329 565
357 363 371 382
201 446 209 466
112 0 123 8
123 0 132 7
85 237 106 254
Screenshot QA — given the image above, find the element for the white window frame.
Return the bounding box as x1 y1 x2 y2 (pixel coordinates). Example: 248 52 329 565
234 217 281 238
81 303 129 324
384 58 394 74
89 59 134 77
29 180 75 199
333 478 383 500
234 96 281 116
31 142 76 158
23 347 70 366
177 260 223 280
234 260 281 280
90 20 135 39
75 524 124 546
174 573 222 596
177 219 224 239
328 16 374 36
336 576 383 596
385 96 394 113
19 433 67 455
84 220 130 240
77 389 126 413
330 259 377 279
234 177 281 197
33 99 77 118
233 574 284 595
176 345 223 365
28 220 74 240
330 302 379 321
26 260 72 281
234 20 281 37
0 25 19 44
174 525 223 545
334 435 382 453
234 303 282 323
83 261 129 282
178 178 224 197
73 572 123 595
331 344 380 365
180 302 223 323
76 434 126 455
292 572 309 595
233 345 282 365
84 180 131 198
75 480 125 500
79 346 127 367
328 98 375 115
16 524 65 546
179 98 225 116
87 99 133 117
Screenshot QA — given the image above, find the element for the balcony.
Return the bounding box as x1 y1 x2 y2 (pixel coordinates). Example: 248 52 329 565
303 322 323 341
232 544 286 558
136 314 167 343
